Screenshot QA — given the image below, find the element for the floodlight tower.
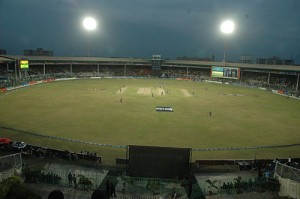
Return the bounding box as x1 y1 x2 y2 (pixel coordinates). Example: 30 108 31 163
83 17 97 56
220 20 235 63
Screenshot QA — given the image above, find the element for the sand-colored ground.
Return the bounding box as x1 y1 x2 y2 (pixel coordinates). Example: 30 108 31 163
157 88 165 95
116 87 127 94
137 87 152 95
180 89 192 97
137 87 166 96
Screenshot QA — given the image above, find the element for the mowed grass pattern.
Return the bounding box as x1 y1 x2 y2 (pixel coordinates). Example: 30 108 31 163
0 79 299 163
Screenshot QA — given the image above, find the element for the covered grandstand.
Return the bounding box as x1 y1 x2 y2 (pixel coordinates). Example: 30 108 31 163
1 55 300 95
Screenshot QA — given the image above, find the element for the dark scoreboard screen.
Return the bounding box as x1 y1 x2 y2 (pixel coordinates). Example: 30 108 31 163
128 145 191 179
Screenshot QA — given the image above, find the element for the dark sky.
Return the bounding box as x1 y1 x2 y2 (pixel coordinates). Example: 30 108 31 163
1 0 300 63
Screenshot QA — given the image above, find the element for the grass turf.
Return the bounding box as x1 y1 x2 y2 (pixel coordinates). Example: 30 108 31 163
0 79 299 164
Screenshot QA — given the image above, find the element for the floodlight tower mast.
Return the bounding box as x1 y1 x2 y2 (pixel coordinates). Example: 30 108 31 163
220 20 235 63
83 17 97 57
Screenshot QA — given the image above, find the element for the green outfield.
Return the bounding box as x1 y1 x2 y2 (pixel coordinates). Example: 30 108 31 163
0 79 299 164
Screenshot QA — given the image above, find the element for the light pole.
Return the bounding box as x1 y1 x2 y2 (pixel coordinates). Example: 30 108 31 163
83 17 97 56
220 20 235 63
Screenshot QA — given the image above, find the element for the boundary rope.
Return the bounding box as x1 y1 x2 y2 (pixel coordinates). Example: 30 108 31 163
1 126 300 151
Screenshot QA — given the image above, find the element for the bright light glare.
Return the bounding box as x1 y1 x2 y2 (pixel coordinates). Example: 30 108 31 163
83 17 97 31
220 20 235 34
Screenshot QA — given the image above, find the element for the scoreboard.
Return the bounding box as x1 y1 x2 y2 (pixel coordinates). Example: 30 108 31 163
211 66 240 79
128 145 191 179
20 60 29 69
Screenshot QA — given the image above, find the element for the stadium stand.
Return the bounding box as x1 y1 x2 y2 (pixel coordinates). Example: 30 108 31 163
1 54 300 98
1 55 300 198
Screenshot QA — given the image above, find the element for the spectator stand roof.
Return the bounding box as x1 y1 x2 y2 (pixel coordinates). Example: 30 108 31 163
0 56 15 63
0 55 150 65
1 55 300 74
164 60 300 73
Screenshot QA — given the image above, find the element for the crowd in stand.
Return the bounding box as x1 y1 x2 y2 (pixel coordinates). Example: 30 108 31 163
161 67 210 80
241 72 269 87
0 63 299 95
241 71 299 94
269 76 298 91
1 142 101 164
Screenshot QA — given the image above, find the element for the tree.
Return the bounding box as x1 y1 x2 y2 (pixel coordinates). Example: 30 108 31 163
0 176 41 199
205 179 219 195
78 175 93 191
0 176 21 199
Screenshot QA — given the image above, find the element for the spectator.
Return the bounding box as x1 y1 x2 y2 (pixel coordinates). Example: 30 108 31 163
106 179 110 196
68 171 73 186
110 182 116 198
287 156 292 165
265 170 270 179
73 174 77 188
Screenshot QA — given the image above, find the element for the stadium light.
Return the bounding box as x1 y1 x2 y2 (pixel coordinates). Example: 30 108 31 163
220 20 235 34
83 17 97 31
220 20 235 63
82 17 97 56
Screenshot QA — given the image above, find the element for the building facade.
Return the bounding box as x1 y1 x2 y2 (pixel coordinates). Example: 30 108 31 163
239 56 253 64
23 48 53 56
256 56 294 65
0 49 6 55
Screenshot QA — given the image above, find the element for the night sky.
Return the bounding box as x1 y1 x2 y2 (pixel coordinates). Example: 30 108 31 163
1 0 300 63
